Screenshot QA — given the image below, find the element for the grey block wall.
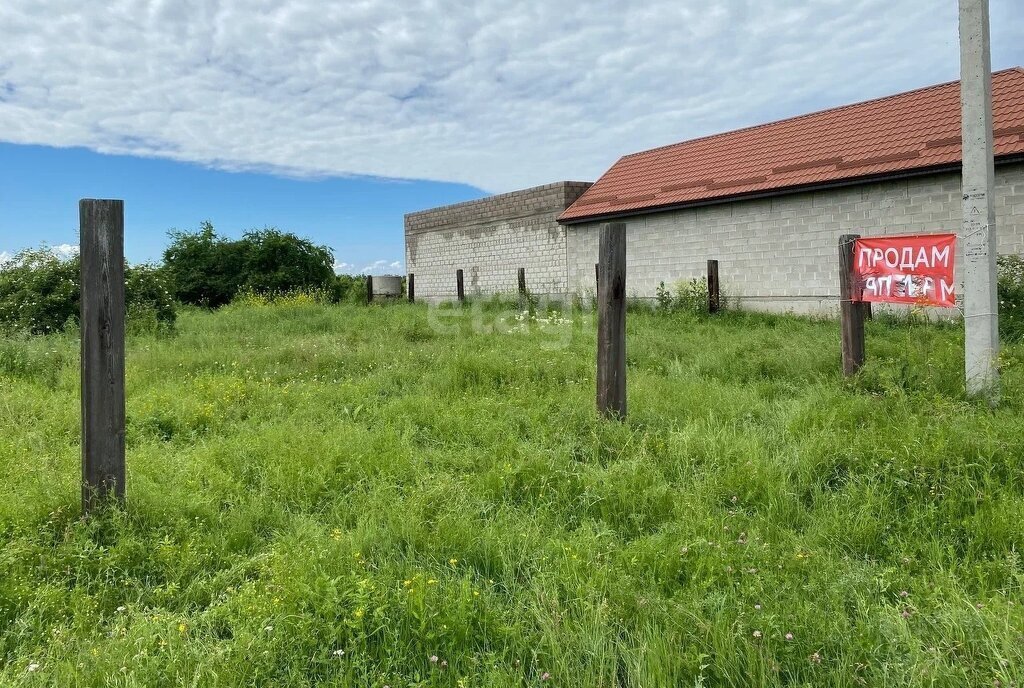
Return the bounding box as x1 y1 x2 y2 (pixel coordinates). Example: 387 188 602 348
405 182 592 301
565 162 1024 313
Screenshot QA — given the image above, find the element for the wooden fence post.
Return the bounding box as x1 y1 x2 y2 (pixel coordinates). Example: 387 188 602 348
595 263 600 296
408 273 415 303
80 199 126 512
517 267 527 296
366 275 374 304
839 234 866 376
707 259 720 313
597 222 627 418
456 269 465 302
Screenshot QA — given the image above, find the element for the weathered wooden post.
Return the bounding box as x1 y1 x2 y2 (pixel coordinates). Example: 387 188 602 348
595 263 600 295
366 275 374 304
408 273 415 303
517 267 527 296
456 269 465 302
707 259 720 313
80 199 126 512
838 234 866 376
597 222 627 418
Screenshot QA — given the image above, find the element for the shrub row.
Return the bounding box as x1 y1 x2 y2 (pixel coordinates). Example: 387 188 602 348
0 248 177 335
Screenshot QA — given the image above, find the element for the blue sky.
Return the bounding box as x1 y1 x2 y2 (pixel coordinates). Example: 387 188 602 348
1 0 1022 271
0 143 482 270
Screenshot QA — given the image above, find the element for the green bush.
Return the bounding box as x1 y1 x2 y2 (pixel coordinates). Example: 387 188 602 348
655 277 710 314
999 254 1024 342
162 222 334 307
332 274 370 303
0 247 176 335
239 228 335 296
161 222 244 307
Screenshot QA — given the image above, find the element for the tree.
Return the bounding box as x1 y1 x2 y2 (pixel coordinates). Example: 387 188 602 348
162 221 244 307
240 228 334 295
162 223 335 306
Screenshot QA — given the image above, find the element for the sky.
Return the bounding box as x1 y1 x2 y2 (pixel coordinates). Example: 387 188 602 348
1 0 1022 271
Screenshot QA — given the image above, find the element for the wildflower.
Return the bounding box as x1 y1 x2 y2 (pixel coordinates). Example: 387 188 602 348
449 558 458 566
354 608 365 619
264 626 273 632
27 663 40 672
441 660 448 669
752 630 762 639
178 623 186 633
116 606 126 613
333 649 345 657
901 609 912 619
754 604 762 611
809 652 822 665
899 590 909 598
541 672 551 681
430 655 439 664
785 633 794 641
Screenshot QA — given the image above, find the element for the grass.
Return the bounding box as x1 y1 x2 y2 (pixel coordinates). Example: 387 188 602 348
1 298 1023 687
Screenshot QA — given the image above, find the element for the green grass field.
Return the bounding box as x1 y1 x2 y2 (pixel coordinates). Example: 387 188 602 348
2 299 1023 687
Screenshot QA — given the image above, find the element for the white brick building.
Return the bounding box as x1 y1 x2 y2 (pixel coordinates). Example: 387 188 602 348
406 69 1024 312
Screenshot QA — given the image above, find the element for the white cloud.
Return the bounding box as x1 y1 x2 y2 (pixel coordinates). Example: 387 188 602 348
0 244 78 265
0 1 1020 192
51 243 78 260
334 259 403 275
359 259 404 275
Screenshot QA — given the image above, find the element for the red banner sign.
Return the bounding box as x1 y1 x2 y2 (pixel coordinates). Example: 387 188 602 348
853 233 957 308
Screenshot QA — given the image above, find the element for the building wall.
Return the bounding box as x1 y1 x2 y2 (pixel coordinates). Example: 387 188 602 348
565 162 1024 313
405 182 592 301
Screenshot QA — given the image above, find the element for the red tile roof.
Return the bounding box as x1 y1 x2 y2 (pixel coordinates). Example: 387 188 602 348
559 68 1024 222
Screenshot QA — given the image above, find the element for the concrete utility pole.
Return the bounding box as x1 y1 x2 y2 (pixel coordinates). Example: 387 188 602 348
959 0 1000 403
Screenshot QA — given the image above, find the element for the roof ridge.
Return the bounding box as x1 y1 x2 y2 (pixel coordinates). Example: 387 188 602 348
621 68 1023 161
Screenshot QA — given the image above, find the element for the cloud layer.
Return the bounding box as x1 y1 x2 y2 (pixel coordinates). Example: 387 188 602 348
0 244 77 265
334 259 403 275
1 1 1021 192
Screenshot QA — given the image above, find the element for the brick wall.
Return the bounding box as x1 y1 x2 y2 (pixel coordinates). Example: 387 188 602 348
405 182 592 301
565 162 1024 313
